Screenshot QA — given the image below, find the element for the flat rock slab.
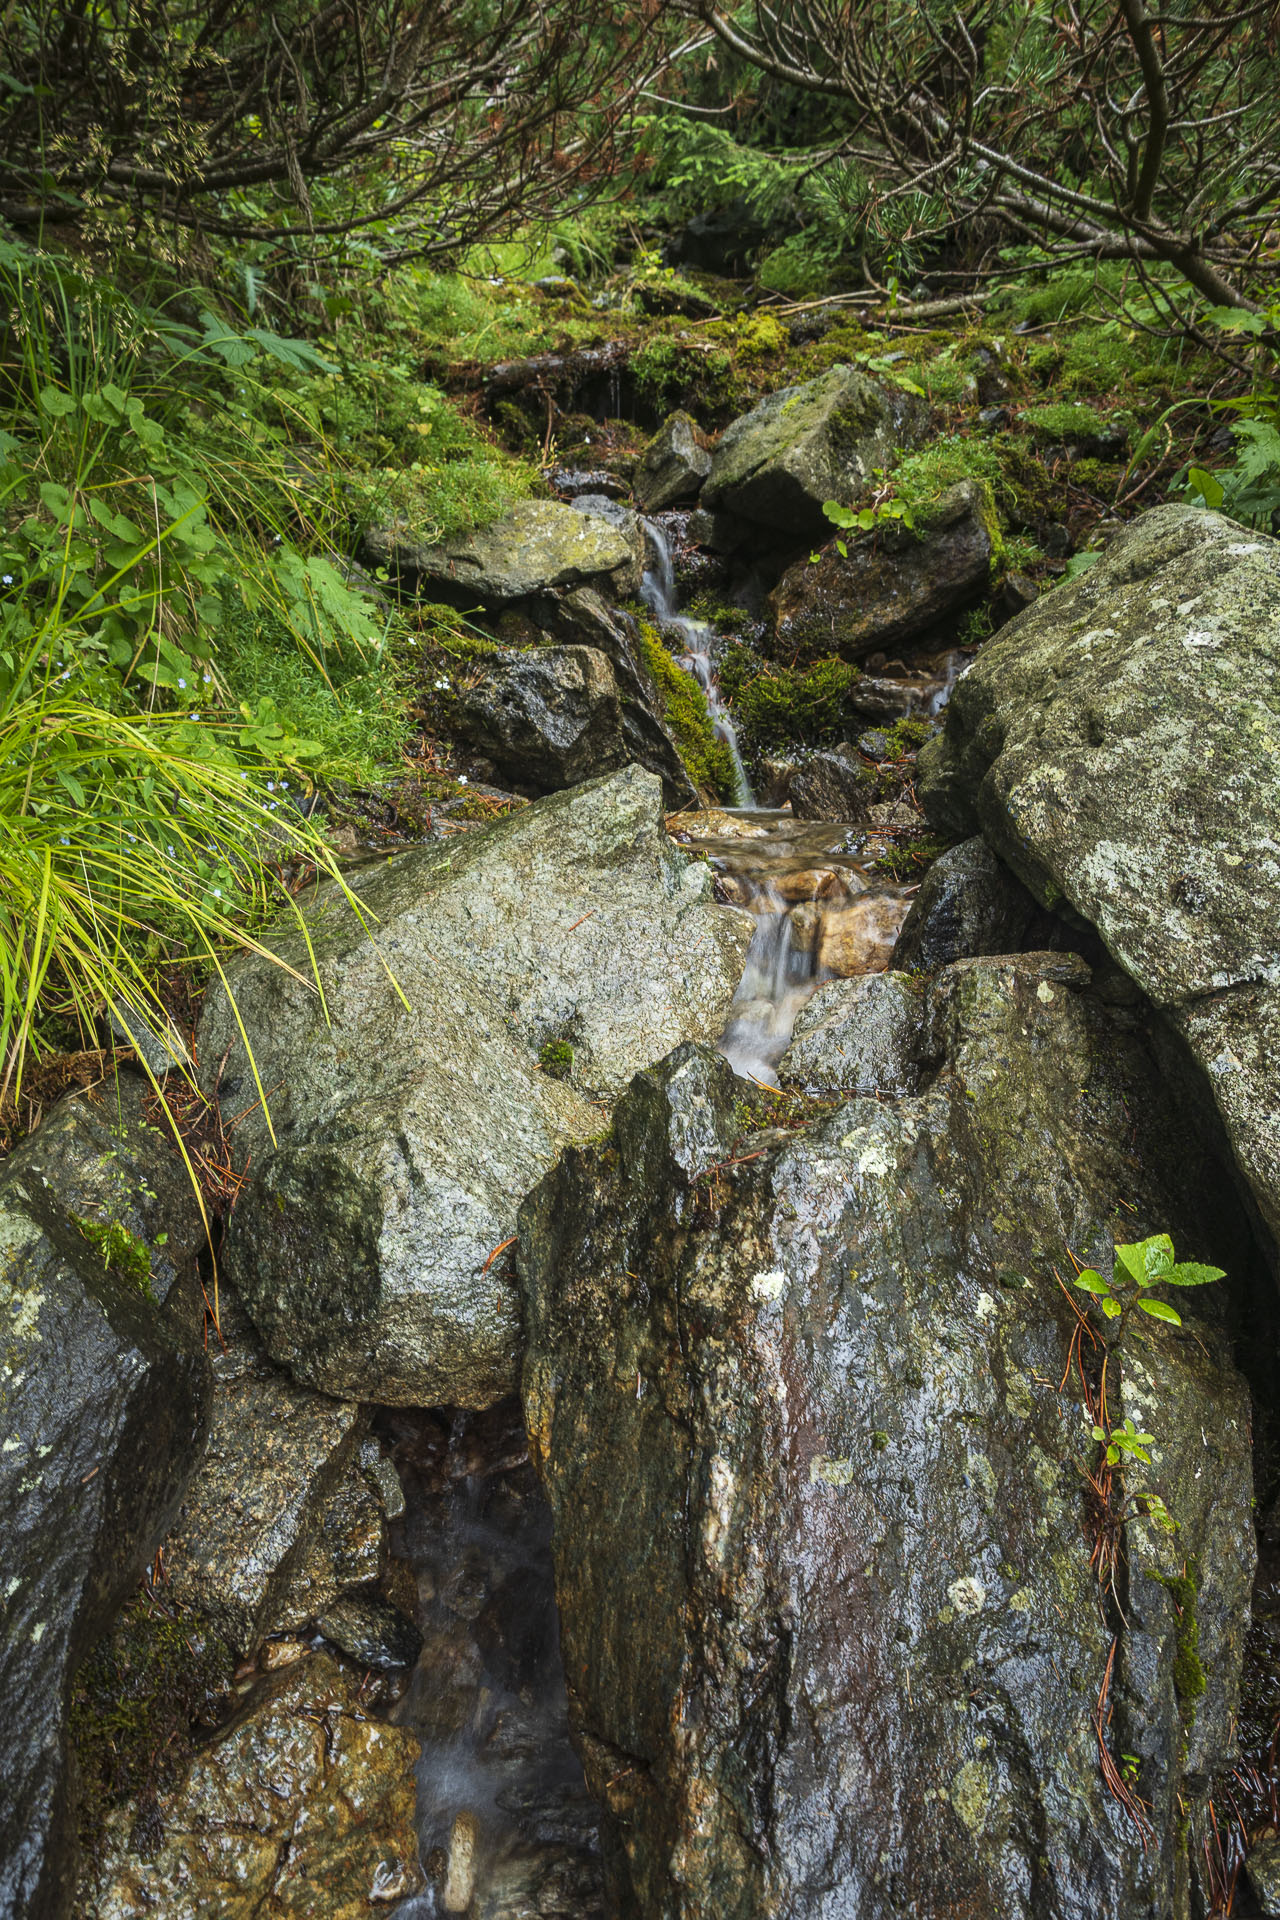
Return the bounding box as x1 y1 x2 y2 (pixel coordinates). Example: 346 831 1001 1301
365 497 642 605
918 504 1280 1252
0 1079 207 1920
520 956 1256 1920
203 767 752 1407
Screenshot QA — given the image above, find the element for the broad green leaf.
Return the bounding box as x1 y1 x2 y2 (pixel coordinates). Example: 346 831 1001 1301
38 385 76 419
1187 466 1225 510
1138 1298 1182 1324
1164 1261 1226 1287
1101 1296 1123 1319
1074 1269 1110 1294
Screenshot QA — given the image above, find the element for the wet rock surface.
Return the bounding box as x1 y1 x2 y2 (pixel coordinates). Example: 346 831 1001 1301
202 767 752 1407
890 834 1044 973
701 365 928 539
0 1077 207 1920
520 957 1256 1920
918 504 1280 1256
82 1652 423 1919
364 497 643 605
453 644 634 795
779 968 926 1093
161 1283 384 1657
768 479 999 662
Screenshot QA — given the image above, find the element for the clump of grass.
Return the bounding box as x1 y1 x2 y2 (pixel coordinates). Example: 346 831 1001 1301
538 1038 574 1079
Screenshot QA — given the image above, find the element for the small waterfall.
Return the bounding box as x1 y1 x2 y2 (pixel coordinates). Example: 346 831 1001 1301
639 522 755 807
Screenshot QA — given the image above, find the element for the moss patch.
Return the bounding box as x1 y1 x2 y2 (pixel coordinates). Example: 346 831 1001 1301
635 620 736 799
538 1039 574 1080
1158 1563 1207 1723
69 1590 232 1868
718 645 859 757
73 1216 155 1300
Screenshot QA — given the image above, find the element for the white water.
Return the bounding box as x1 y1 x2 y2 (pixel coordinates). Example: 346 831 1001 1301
639 522 755 806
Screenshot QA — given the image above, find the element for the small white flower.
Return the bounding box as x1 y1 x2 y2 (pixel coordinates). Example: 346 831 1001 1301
213 887 222 897
203 673 212 683
59 836 69 845
167 845 176 856
280 781 288 790
267 782 275 791
178 678 187 689
434 679 448 690
457 775 469 785
1 575 12 586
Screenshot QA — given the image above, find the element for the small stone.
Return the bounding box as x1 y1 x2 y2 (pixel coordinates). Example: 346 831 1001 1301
443 1810 480 1912
316 1594 424 1671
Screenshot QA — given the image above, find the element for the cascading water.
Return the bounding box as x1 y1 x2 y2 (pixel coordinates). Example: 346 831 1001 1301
639 522 755 806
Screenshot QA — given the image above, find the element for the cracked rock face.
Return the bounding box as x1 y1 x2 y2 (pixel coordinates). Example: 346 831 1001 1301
918 505 1280 1254
519 958 1256 1920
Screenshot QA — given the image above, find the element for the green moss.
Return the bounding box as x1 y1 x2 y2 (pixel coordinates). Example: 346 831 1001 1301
635 620 736 800
883 717 932 761
1024 402 1112 444
69 1591 232 1865
892 434 1006 516
1158 1563 1207 1722
538 1038 574 1079
718 644 859 757
73 1215 154 1300
1069 457 1123 495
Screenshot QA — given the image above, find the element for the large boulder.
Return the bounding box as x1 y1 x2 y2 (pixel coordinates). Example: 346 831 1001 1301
520 955 1257 1920
0 1078 208 1920
701 366 928 539
82 1652 422 1918
364 497 643 605
202 768 752 1408
633 410 712 512
534 588 699 805
768 479 999 662
917 505 1280 1257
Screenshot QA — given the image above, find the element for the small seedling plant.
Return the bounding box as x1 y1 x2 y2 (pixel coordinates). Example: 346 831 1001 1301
1073 1233 1224 1501
1074 1233 1224 1337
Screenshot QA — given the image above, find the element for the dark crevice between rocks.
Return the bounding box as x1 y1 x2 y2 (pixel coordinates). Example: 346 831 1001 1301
376 1400 606 1918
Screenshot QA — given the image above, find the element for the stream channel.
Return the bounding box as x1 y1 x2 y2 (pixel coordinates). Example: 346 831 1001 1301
380 559 964 1915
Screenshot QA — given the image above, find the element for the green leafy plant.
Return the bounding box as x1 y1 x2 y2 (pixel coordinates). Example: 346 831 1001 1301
1073 1232 1225 1333
819 493 916 558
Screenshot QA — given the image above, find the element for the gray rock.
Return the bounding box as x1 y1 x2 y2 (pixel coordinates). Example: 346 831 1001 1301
534 588 697 806
520 957 1256 1920
779 969 925 1092
702 365 928 538
454 644 631 795
633 410 712 512
161 1293 371 1656
891 834 1042 972
768 479 999 661
788 746 877 821
201 768 753 1407
364 497 642 605
917 504 1280 1257
0 1078 207 1920
316 1593 424 1670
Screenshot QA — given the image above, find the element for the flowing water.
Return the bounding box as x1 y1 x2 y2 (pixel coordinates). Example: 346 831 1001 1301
640 521 755 806
384 1404 603 1919
667 809 915 1085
